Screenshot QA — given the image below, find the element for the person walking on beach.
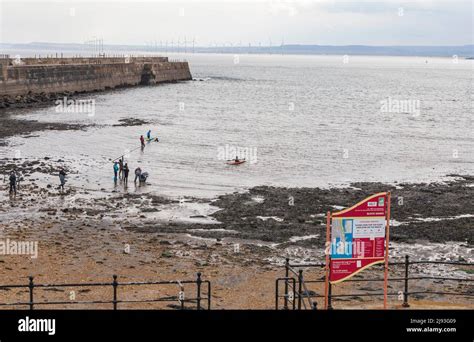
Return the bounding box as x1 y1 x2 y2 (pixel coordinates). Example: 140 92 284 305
59 169 67 191
113 162 119 183
118 157 124 180
9 171 17 196
123 163 130 184
147 130 151 140
134 167 141 183
140 135 145 149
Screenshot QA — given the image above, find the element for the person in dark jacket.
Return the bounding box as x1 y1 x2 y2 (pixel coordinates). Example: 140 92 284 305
123 163 130 184
59 169 67 191
139 172 148 184
9 171 17 195
134 167 141 183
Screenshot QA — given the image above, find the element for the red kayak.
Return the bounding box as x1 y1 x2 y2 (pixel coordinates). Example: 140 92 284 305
227 159 246 165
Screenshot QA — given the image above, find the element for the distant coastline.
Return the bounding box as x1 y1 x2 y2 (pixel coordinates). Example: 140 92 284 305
1 42 473 58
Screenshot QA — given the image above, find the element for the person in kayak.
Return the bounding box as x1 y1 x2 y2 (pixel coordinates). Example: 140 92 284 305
134 167 142 183
147 130 151 140
59 169 67 191
234 156 240 162
9 171 17 195
113 162 119 182
140 135 145 148
123 163 130 184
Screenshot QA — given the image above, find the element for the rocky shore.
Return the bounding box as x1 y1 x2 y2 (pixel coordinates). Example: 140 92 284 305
0 154 472 308
129 176 474 246
0 92 96 144
1 91 75 110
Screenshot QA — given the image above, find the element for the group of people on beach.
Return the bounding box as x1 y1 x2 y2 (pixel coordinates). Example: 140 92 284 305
113 130 157 186
113 158 147 185
6 130 158 196
140 130 159 149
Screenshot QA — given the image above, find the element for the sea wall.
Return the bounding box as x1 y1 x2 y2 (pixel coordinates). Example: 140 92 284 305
0 56 192 108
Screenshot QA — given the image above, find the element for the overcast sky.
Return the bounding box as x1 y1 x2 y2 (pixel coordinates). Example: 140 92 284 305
0 0 472 46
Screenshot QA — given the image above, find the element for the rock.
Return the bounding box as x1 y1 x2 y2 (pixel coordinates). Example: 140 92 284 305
161 251 174 258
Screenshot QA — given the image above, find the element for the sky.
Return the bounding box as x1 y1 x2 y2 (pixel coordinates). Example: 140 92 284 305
0 0 472 46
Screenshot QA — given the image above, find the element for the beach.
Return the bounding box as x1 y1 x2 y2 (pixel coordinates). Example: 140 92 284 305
0 153 472 308
0 54 472 309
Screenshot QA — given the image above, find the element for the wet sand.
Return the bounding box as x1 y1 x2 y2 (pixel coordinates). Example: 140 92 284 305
0 90 106 144
0 113 86 144
0 155 472 309
0 210 472 310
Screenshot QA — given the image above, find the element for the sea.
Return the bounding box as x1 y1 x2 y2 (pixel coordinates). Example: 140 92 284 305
1 52 473 198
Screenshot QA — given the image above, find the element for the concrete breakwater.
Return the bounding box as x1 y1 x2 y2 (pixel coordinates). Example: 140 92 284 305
0 56 192 109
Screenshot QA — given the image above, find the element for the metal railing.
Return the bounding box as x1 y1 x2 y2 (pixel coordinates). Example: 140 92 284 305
0 273 211 310
276 256 473 309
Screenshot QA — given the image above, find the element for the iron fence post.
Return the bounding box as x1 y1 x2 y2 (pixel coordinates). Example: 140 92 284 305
298 270 303 310
196 272 202 310
292 279 296 310
207 281 211 310
403 255 410 308
112 275 118 310
275 279 279 310
284 258 289 310
28 276 34 310
328 282 333 310
181 287 185 310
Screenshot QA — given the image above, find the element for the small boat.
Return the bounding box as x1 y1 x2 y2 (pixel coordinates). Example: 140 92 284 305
227 159 246 165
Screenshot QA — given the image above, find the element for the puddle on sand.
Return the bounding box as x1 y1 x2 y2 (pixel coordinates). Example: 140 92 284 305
133 202 221 224
257 216 284 222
